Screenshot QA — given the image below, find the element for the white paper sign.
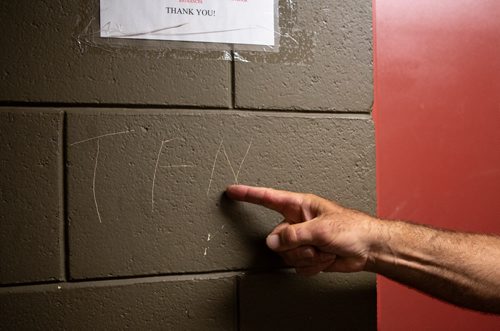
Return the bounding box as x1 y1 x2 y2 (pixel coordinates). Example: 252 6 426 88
100 0 275 46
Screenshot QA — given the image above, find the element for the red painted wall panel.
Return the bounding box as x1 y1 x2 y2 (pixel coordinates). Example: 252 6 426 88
374 0 500 329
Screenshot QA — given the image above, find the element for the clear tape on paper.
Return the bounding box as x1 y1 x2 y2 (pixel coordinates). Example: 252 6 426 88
75 0 314 64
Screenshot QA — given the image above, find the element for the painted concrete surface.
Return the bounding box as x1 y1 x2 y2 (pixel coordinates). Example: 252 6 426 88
240 271 376 331
0 1 230 107
0 277 235 330
0 0 375 328
67 109 376 279
235 0 372 112
0 108 63 285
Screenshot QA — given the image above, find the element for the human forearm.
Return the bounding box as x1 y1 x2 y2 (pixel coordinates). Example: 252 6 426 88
366 219 500 314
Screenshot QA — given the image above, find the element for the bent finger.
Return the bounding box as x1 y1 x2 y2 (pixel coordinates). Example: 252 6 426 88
266 219 328 252
269 221 290 236
281 246 336 267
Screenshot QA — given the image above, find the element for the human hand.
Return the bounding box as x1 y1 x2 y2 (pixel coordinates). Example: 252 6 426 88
226 185 377 276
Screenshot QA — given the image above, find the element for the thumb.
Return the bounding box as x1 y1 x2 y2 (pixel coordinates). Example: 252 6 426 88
266 221 318 252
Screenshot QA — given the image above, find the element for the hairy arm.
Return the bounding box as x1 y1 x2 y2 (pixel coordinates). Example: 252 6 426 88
368 219 500 314
226 184 500 314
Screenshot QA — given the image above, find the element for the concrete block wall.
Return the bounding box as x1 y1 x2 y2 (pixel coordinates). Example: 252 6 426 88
0 0 375 330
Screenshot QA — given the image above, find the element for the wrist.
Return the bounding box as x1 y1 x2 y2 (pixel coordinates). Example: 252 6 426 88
364 218 395 273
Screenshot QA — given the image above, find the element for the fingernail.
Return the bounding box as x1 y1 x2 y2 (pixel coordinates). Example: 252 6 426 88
266 234 280 250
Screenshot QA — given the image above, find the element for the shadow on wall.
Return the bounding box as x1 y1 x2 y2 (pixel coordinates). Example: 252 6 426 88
238 270 376 331
218 192 284 270
220 193 377 331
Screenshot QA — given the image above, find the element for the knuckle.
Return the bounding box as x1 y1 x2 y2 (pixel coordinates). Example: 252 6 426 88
303 193 317 204
315 225 334 246
282 248 316 267
280 226 297 247
299 247 315 259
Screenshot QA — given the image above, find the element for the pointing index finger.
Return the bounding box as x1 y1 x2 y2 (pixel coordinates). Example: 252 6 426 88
225 185 305 218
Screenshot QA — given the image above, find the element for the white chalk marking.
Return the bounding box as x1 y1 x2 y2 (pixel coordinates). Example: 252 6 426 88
204 247 208 256
207 138 253 193
93 139 103 223
207 139 224 196
207 233 211 241
70 129 135 146
72 129 134 223
152 138 178 212
222 144 238 184
160 164 195 168
235 139 253 183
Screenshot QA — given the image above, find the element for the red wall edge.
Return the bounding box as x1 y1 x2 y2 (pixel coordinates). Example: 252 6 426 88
374 0 500 329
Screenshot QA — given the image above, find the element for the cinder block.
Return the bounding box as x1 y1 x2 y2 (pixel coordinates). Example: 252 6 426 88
0 276 235 330
67 109 375 279
234 0 373 112
239 271 376 331
0 2 230 107
0 108 63 284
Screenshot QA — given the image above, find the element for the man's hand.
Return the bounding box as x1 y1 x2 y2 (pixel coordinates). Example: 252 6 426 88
226 184 377 276
226 184 500 314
